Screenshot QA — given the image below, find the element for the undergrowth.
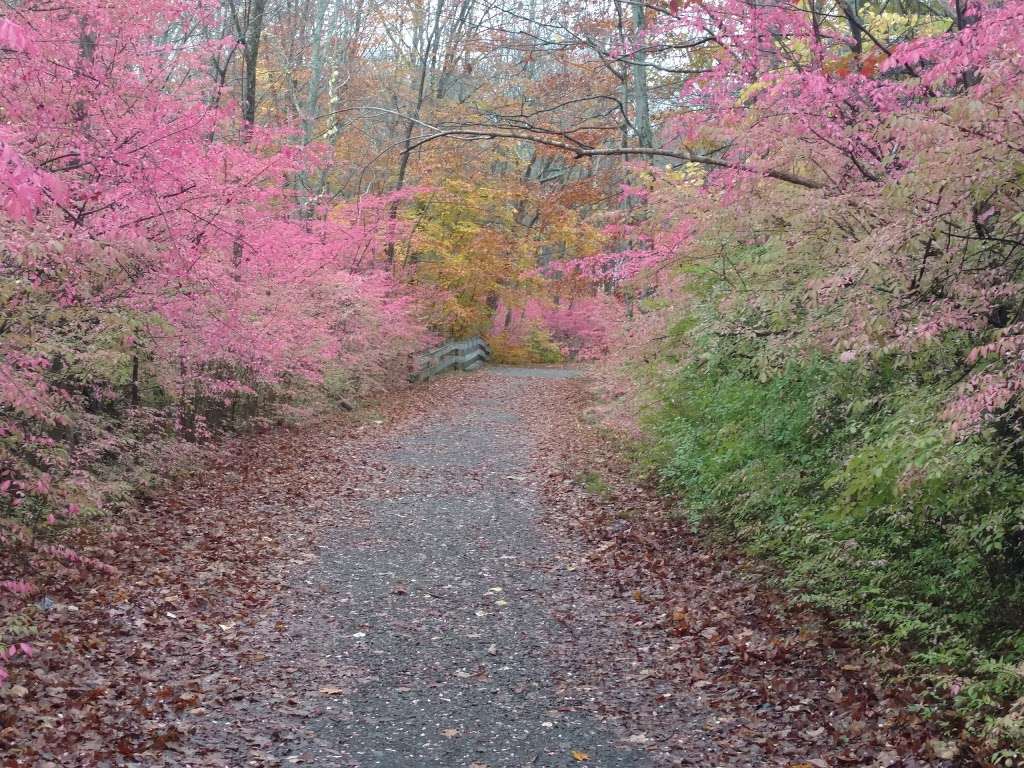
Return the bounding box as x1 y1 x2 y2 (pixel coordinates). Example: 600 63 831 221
639 319 1024 752
488 327 566 365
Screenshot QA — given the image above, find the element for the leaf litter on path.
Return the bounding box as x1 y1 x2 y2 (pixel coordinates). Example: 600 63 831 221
528 375 966 767
1 369 967 767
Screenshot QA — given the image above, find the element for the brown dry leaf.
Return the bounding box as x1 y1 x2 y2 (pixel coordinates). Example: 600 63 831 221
570 750 590 761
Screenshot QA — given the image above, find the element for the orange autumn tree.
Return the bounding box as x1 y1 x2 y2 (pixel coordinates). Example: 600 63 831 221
400 156 608 355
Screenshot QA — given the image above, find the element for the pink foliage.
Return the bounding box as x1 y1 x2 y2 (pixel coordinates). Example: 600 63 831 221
0 2 428 681
492 293 623 360
600 0 1024 431
543 294 623 360
555 216 696 282
1 3 423 389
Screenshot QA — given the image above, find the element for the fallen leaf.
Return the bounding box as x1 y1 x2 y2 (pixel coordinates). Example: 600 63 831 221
571 750 590 761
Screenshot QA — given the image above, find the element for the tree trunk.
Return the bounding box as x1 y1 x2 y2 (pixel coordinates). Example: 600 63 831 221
298 0 331 216
241 0 267 129
629 0 654 150
386 0 446 266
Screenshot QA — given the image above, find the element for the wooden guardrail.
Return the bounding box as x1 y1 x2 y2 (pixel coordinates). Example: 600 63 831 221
409 337 491 382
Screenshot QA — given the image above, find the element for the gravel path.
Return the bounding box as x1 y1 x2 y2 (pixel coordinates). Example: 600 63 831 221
252 367 657 767
3 365 952 767
484 366 582 380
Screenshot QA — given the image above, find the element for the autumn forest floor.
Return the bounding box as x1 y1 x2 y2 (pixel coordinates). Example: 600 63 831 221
3 368 956 767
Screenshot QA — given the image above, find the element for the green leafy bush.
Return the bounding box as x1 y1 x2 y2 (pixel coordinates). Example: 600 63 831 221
644 322 1024 741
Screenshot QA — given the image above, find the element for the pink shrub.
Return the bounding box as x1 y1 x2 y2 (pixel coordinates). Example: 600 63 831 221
0 0 429 686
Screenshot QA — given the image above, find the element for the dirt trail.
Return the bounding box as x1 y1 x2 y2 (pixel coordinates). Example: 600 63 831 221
3 367 947 767
187 367 676 767
246 367 659 765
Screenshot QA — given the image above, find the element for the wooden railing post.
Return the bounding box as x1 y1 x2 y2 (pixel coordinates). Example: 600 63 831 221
409 336 491 382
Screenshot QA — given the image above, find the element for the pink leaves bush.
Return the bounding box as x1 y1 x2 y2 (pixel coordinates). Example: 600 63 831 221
490 293 623 361
0 1 427 687
603 0 1024 433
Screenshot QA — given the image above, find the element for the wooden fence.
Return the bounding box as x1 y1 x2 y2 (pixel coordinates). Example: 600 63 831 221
409 337 491 382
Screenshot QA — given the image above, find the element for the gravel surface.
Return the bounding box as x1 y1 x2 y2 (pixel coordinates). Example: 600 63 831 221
296 370 652 766
484 367 582 380
2 365 958 767
182 367 664 767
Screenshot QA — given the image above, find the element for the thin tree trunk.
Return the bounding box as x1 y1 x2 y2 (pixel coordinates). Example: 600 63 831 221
629 0 654 150
303 0 330 145
386 0 446 266
241 0 267 129
297 0 331 216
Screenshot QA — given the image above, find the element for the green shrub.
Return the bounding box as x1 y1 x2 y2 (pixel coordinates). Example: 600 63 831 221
643 325 1024 741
